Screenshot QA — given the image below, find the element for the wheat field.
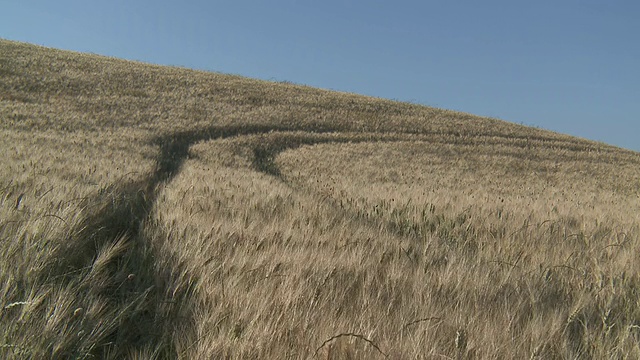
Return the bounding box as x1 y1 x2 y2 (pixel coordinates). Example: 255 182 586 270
1 39 640 359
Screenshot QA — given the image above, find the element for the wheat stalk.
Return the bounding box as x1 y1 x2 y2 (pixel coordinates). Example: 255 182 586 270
314 333 387 358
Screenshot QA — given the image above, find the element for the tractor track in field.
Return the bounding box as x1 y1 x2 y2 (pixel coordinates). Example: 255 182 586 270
58 122 617 358
64 124 421 357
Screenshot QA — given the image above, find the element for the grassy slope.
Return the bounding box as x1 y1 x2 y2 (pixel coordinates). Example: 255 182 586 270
1 38 640 359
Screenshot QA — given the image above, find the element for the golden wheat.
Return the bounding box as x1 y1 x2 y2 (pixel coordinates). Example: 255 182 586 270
1 38 640 359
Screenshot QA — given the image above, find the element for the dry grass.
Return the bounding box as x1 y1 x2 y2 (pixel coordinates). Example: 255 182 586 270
1 38 640 359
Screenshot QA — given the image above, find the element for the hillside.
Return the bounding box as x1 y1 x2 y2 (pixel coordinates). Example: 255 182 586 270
1 39 640 359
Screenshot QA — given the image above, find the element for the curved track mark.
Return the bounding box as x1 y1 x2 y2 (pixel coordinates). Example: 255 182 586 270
55 121 624 357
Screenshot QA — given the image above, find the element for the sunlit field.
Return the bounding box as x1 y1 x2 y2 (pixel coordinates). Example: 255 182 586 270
1 39 640 359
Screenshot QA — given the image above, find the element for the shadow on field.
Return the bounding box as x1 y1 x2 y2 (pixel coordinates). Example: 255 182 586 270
40 122 559 357
35 180 195 358
151 123 340 185
34 123 350 358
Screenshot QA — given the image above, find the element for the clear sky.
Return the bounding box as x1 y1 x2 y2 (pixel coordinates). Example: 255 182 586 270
2 1 639 151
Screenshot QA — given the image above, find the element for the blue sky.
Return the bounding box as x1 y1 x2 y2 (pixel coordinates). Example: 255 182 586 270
2 1 639 151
